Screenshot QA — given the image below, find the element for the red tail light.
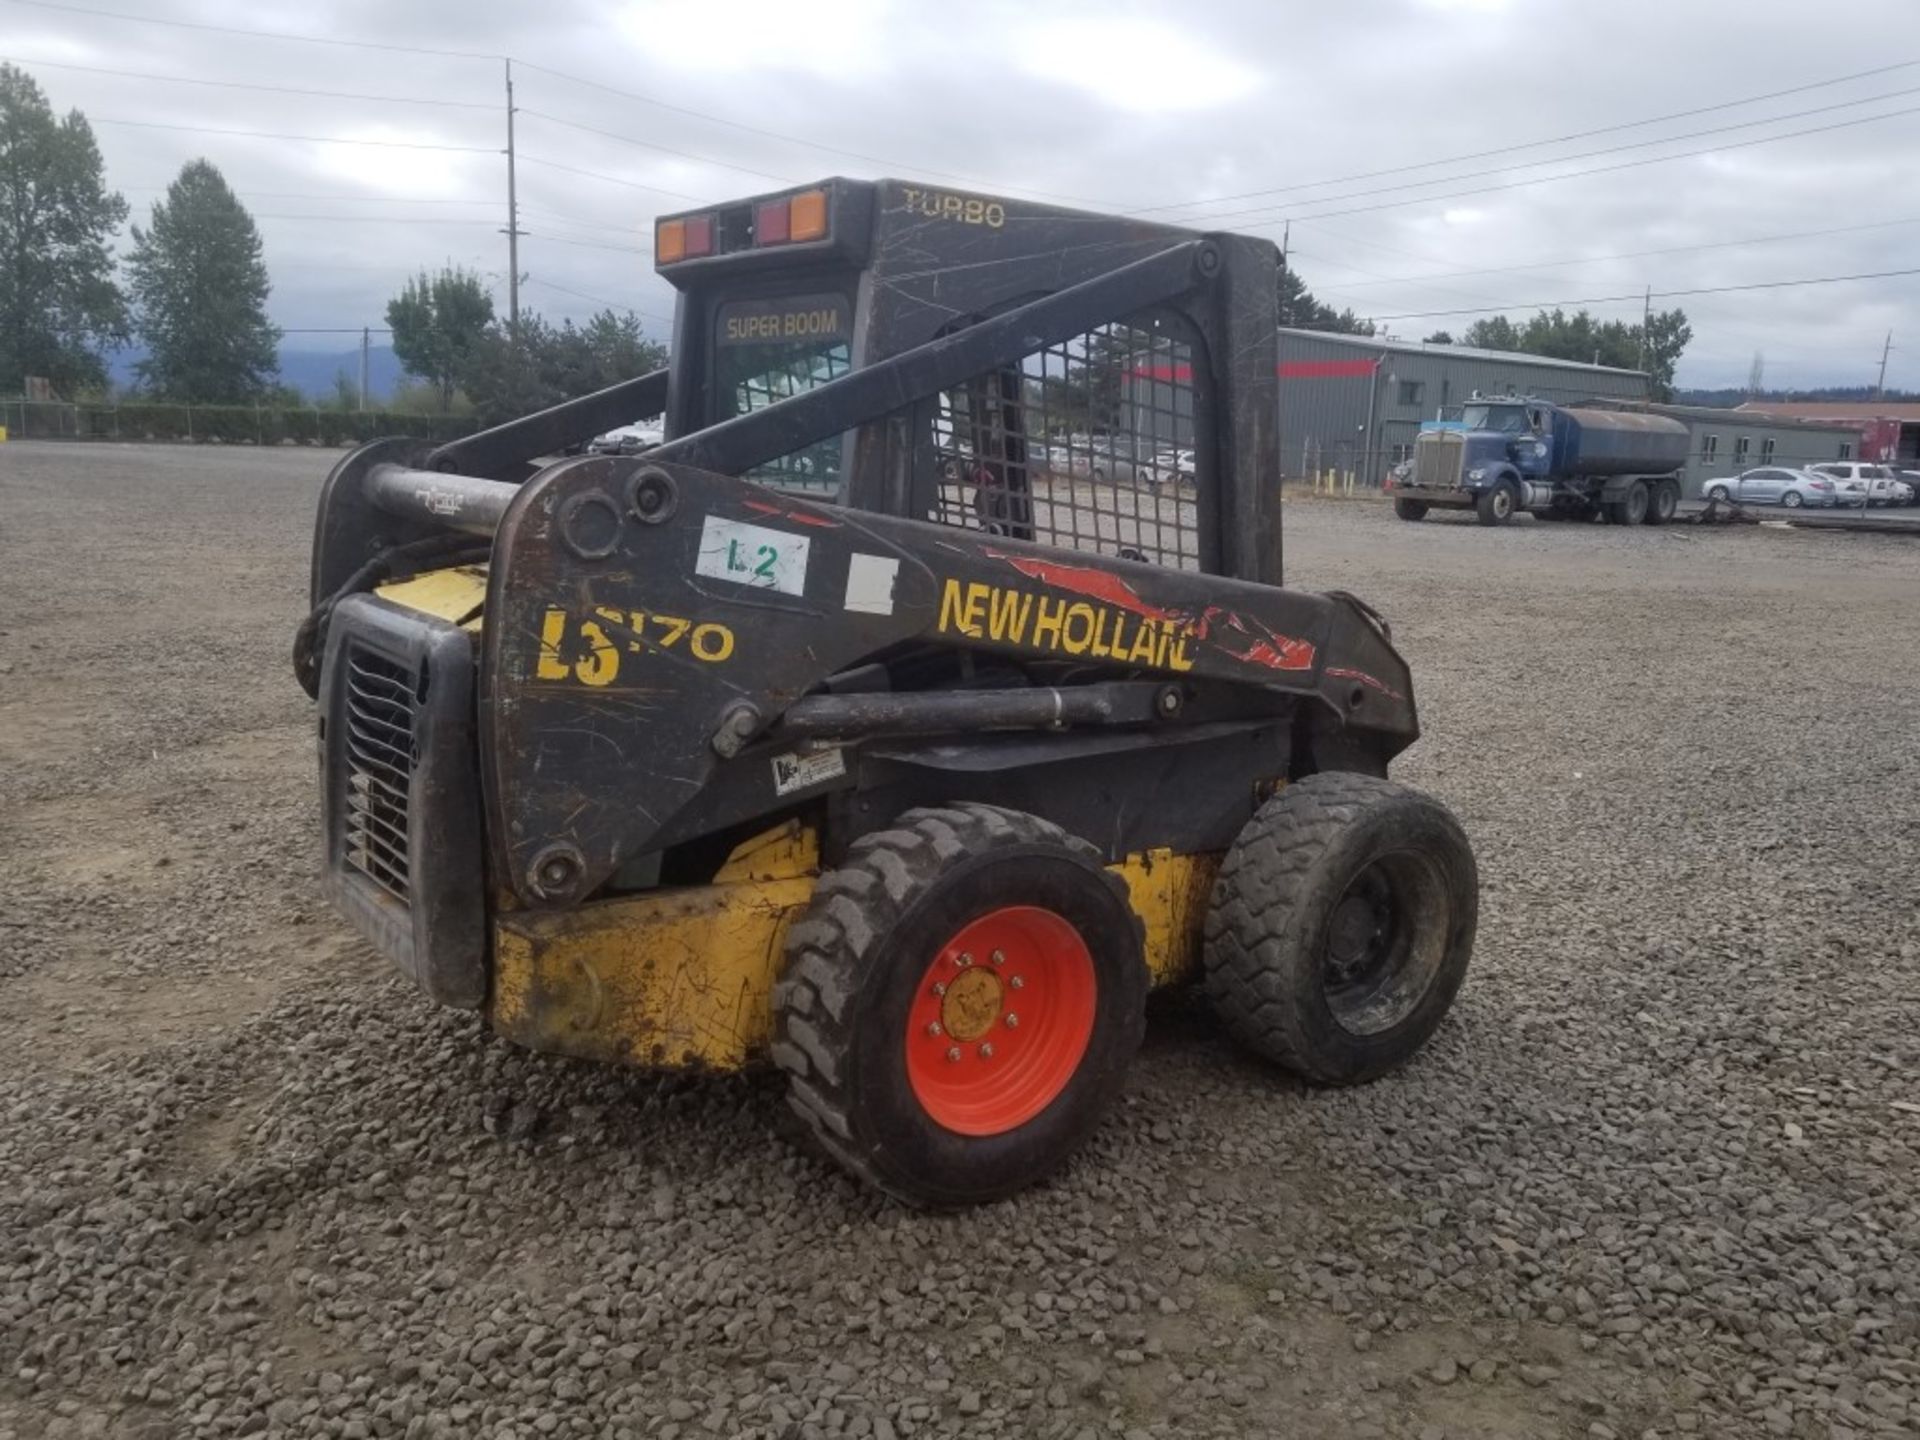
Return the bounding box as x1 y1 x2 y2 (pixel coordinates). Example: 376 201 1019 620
755 198 790 246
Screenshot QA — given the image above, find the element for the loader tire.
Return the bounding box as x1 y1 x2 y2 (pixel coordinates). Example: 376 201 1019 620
772 804 1146 1207
1393 498 1429 522
1203 773 1477 1086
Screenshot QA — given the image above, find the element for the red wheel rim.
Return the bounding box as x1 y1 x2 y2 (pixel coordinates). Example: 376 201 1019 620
904 905 1098 1137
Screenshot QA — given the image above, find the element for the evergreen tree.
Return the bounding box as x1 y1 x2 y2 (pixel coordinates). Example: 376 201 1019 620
386 266 494 412
127 160 280 402
1277 264 1373 335
0 64 128 397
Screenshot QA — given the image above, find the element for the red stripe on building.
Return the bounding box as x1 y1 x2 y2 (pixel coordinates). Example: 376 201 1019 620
1126 363 1194 382
1127 358 1379 383
1278 359 1378 380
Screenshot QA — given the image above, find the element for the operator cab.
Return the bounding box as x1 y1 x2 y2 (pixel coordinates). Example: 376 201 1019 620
650 179 1226 574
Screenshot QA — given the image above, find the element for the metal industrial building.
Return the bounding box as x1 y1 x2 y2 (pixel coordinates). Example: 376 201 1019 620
1734 401 1920 468
1272 329 1648 482
1129 326 1876 494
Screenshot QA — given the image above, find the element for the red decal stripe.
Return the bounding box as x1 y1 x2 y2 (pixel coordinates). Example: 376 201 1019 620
982 549 1317 672
981 550 1179 624
738 497 839 528
1128 358 1380 384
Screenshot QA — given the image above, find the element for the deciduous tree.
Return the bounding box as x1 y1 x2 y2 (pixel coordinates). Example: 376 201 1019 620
0 64 128 397
386 266 494 412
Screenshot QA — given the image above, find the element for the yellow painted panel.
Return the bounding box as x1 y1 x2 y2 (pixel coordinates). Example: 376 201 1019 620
713 819 820 884
1112 849 1223 986
375 565 488 630
492 877 817 1070
488 841 1219 1074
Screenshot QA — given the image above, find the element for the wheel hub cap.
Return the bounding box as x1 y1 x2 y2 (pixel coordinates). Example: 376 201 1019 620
941 967 1003 1041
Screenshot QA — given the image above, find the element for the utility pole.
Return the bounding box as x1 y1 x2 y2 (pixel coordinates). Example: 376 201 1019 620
1875 330 1893 398
503 59 522 344
359 327 369 413
1636 285 1651 372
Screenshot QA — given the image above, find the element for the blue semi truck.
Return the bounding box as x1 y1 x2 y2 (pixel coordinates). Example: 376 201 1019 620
1385 397 1690 527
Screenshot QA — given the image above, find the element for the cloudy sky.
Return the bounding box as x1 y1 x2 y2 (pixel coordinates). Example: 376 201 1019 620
8 0 1919 391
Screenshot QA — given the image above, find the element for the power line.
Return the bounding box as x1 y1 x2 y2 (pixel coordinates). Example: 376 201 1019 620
122 186 501 206
519 206 649 237
522 230 650 256
2 0 1108 206
1363 266 1920 323
517 108 796 185
0 53 494 108
509 58 1119 207
522 275 673 327
1245 101 1920 229
243 213 505 226
0 0 498 60
1140 57 1920 217
516 153 707 203
1308 214 1920 297
91 116 498 154
1191 93 1920 228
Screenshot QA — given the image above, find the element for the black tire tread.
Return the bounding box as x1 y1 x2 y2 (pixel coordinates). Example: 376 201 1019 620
1202 772 1470 1085
771 803 1137 1202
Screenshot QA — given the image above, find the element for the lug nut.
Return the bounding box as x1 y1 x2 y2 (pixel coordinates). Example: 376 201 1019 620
958 952 973 967
1005 1013 1019 1029
979 1042 995 1059
1010 975 1025 990
991 949 1006 966
927 1022 943 1037
932 982 947 996
946 1046 961 1063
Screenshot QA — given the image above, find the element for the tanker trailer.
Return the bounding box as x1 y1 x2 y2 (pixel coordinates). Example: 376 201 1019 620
1386 397 1689 527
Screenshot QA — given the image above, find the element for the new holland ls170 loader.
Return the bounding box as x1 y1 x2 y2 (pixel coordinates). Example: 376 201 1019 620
297 178 1479 1206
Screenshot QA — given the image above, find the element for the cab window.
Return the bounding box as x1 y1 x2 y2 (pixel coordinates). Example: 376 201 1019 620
710 291 853 495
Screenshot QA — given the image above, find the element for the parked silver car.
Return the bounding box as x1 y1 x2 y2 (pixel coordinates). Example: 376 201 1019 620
1700 467 1836 508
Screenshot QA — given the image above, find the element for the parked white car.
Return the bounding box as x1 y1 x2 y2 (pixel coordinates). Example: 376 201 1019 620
1810 462 1905 507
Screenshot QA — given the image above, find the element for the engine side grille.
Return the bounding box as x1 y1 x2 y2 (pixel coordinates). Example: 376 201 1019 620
341 644 418 904
1414 432 1465 488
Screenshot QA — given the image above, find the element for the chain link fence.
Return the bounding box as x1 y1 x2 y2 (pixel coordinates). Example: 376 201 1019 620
0 400 478 447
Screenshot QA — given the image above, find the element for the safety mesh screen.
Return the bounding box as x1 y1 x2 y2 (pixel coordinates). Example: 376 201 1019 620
927 316 1205 570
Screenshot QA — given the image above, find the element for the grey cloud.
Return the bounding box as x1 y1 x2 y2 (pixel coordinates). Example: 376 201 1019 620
9 0 1917 389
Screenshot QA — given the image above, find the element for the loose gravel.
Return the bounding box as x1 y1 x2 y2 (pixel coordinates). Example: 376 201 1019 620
1 441 1916 1440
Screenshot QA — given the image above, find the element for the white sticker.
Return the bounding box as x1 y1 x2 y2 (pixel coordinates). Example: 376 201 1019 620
771 747 847 797
843 553 900 615
695 515 811 597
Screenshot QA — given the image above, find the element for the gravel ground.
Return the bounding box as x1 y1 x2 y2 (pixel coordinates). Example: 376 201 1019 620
2 440 1917 1440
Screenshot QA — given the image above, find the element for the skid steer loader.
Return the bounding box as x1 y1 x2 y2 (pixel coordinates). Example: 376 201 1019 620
297 178 1478 1206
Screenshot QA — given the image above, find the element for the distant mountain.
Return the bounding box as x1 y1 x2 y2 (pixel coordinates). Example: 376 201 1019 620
275 345 404 404
1675 385 1920 408
105 343 406 404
